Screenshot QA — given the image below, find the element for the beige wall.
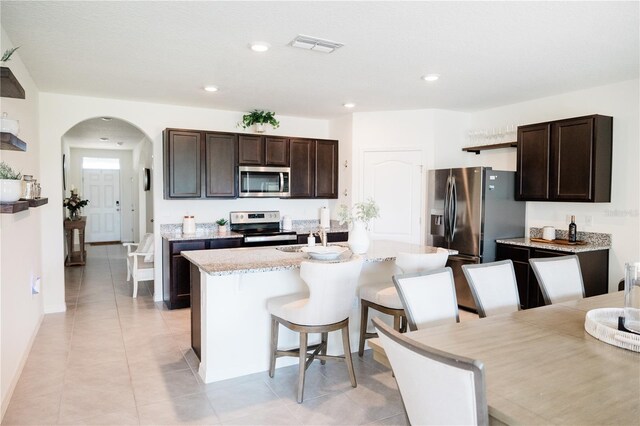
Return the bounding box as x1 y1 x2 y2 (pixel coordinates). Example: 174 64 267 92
0 29 44 418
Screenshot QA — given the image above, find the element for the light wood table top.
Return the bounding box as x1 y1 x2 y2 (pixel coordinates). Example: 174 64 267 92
371 292 640 425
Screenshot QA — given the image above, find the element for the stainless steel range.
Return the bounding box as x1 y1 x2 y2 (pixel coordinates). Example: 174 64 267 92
230 211 298 247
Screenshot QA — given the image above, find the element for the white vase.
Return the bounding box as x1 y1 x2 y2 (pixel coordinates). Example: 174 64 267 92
0 179 21 202
218 225 228 234
348 221 370 254
254 123 265 133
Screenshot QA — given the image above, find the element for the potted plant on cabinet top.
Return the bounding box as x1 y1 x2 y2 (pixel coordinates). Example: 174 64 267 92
216 218 229 233
338 198 380 254
238 110 280 133
0 161 22 202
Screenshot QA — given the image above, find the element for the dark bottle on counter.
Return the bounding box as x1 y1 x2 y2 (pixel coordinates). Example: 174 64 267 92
568 215 577 242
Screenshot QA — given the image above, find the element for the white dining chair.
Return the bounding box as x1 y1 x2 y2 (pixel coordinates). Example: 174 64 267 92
373 318 489 426
393 267 459 331
529 255 585 305
122 233 155 298
267 256 363 403
358 249 449 355
462 260 521 318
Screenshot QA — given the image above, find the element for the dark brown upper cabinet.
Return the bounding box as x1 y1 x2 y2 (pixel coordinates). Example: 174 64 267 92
165 130 202 198
164 129 237 199
516 114 612 202
290 138 338 199
315 139 339 198
205 133 238 197
238 135 289 166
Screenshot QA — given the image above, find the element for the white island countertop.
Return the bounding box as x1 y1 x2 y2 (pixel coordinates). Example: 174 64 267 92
181 240 456 276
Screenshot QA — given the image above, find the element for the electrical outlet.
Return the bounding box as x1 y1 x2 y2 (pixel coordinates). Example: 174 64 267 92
584 215 593 226
31 275 41 296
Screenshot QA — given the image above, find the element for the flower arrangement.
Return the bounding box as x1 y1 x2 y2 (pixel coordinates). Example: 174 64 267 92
238 110 280 130
337 198 380 230
63 190 89 220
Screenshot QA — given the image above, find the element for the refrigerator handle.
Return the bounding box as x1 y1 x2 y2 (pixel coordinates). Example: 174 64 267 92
443 176 451 241
450 176 457 241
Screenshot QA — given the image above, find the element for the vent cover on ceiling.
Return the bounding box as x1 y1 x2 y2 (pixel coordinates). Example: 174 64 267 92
289 35 344 53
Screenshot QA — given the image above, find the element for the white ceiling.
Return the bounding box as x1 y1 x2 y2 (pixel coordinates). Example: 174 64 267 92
63 118 147 151
1 1 638 119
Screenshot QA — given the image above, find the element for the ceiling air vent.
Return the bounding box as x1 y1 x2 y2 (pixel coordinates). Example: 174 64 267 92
289 35 343 53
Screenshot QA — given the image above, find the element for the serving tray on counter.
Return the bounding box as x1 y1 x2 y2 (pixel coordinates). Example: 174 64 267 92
530 237 588 246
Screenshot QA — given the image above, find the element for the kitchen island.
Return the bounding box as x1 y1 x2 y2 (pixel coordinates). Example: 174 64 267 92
182 240 453 383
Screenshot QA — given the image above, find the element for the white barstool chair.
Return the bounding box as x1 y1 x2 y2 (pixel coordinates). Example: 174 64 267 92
529 255 585 305
393 267 459 330
373 318 489 425
267 256 363 403
358 249 449 355
462 260 521 318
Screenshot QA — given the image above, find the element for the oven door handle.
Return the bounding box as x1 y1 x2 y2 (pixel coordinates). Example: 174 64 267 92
244 234 298 243
280 173 284 192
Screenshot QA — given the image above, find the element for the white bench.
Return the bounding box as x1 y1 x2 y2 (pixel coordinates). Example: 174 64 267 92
122 233 154 298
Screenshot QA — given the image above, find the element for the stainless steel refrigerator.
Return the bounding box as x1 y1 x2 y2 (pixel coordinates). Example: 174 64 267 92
427 167 525 311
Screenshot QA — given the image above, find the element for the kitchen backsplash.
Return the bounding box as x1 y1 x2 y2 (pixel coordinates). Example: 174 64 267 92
160 219 348 235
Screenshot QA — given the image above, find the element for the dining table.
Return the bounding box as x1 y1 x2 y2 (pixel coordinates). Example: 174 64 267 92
369 291 640 425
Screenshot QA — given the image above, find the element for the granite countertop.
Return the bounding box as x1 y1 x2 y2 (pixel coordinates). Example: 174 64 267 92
181 240 457 276
162 230 244 241
160 220 348 242
497 227 611 253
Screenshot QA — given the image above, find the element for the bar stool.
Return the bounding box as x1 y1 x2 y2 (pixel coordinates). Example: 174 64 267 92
358 249 449 356
267 256 363 403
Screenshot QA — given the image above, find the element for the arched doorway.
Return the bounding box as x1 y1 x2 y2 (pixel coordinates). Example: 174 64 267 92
61 117 154 245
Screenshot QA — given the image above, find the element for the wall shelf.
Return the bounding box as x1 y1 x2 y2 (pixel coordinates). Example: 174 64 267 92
0 67 26 99
0 198 48 214
0 200 29 214
1 132 27 151
462 141 517 154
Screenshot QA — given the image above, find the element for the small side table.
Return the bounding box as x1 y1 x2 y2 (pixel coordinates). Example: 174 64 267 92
64 216 87 266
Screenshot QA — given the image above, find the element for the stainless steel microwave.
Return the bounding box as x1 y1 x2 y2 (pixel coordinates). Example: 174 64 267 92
238 166 291 198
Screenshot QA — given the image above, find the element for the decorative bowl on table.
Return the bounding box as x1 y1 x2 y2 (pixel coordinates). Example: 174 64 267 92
300 246 348 261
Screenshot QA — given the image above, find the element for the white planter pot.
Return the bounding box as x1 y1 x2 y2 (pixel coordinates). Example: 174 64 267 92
254 123 266 133
0 179 22 202
218 225 228 234
348 221 370 254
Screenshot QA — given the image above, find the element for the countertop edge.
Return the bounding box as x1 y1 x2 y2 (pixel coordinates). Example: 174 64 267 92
496 238 611 253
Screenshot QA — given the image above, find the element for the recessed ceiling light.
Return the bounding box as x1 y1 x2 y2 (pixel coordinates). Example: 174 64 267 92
116 141 123 146
422 74 440 82
101 117 112 121
99 137 109 142
250 42 270 53
204 86 218 92
343 103 356 108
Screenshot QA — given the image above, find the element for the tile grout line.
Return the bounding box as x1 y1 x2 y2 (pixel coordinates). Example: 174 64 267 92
55 247 83 425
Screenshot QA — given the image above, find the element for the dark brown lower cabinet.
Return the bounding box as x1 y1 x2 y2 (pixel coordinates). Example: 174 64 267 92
295 232 348 245
162 237 242 309
495 243 609 309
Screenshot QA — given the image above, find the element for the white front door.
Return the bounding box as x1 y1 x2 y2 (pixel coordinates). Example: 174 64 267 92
362 150 423 243
83 169 121 242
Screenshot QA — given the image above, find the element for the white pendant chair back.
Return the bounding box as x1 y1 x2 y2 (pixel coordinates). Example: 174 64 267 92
270 256 364 326
373 318 489 426
393 267 459 331
529 255 585 305
395 248 449 274
462 260 521 318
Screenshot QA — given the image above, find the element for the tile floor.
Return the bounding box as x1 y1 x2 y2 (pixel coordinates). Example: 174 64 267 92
2 244 413 425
